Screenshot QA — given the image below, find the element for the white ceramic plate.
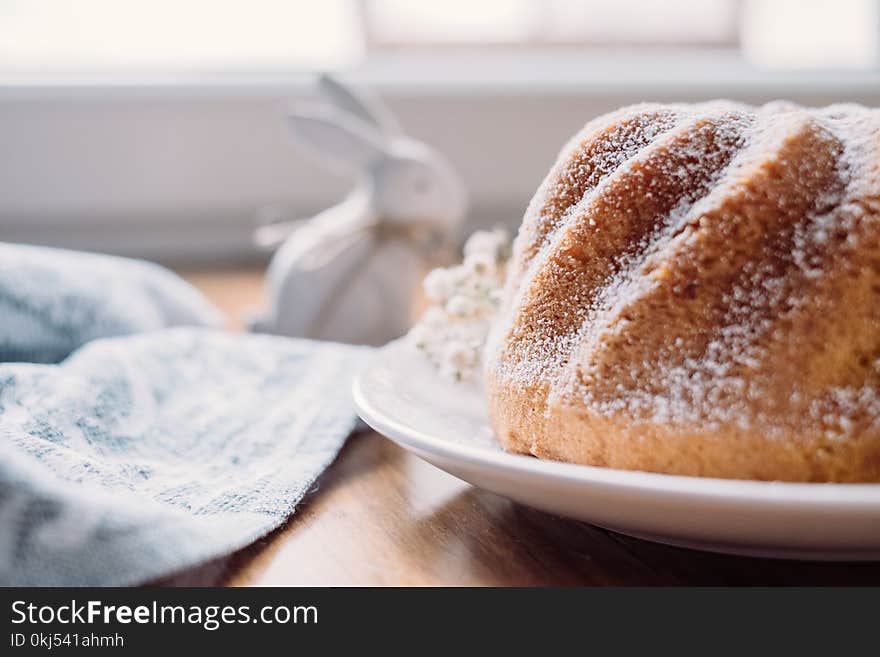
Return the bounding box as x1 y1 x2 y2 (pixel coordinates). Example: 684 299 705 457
353 341 880 560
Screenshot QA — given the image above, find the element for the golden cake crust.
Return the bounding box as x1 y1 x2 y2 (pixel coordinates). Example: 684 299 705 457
485 101 880 482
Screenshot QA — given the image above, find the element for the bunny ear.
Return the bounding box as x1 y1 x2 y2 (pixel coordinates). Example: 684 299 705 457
286 109 387 174
317 74 400 137
254 218 308 250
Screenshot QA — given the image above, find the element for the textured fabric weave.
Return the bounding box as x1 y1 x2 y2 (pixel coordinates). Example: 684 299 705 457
0 244 370 585
0 329 369 586
0 242 223 363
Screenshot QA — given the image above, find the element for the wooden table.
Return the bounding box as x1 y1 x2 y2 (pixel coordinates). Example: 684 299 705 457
170 268 880 586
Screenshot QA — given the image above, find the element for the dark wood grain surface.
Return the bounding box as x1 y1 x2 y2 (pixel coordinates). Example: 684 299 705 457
170 267 880 586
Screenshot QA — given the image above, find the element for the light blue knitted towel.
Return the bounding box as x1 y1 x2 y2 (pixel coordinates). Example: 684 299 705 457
0 244 369 585
0 242 227 363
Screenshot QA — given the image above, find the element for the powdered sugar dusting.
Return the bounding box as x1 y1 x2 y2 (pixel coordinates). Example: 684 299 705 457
487 101 880 441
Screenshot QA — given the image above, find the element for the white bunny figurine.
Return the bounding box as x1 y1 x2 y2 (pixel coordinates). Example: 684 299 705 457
250 74 468 345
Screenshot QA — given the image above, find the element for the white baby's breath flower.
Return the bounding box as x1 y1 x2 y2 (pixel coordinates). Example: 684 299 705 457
464 230 509 261
407 229 511 383
465 253 496 275
445 294 476 317
422 268 456 303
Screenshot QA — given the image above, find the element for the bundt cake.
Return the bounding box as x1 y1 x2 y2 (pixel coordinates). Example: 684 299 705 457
484 101 880 482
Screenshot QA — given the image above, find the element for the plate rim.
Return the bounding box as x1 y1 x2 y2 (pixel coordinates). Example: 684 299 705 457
353 344 880 510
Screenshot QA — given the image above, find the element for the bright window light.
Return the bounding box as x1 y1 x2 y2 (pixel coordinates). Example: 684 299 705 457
364 0 739 47
0 0 876 75
364 0 540 44
0 0 363 73
545 0 738 45
741 0 880 70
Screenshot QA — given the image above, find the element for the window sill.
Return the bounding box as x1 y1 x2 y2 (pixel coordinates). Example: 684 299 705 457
2 49 878 262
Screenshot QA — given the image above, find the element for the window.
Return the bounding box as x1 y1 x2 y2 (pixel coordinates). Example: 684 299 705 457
0 0 363 73
363 0 739 49
1 1 878 261
2 0 877 75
